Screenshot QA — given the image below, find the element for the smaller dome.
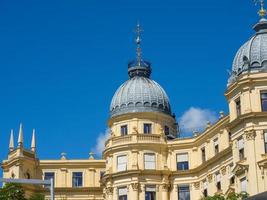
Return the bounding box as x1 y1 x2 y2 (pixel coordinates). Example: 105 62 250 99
110 76 172 117
228 18 267 86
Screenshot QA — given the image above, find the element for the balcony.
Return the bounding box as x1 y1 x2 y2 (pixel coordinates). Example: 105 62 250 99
105 134 166 148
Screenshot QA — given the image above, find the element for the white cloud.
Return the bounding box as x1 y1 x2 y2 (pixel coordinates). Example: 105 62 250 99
179 107 217 134
92 129 110 158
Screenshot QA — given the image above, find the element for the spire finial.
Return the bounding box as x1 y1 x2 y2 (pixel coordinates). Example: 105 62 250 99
18 123 23 148
255 0 267 18
31 129 36 152
135 22 143 66
9 129 14 152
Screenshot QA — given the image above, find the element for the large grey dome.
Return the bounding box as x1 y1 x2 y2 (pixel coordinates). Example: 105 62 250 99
228 18 267 85
110 74 172 118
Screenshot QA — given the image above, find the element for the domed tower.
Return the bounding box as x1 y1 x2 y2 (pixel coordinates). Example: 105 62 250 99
225 1 267 195
102 24 177 200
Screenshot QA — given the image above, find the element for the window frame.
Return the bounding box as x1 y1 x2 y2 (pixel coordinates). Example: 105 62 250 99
238 138 245 160
176 153 189 171
264 131 267 154
214 138 219 155
118 187 128 200
145 185 156 200
164 126 170 136
178 185 190 200
144 123 152 134
261 92 267 112
235 98 241 117
240 177 247 192
120 125 128 136
72 172 83 188
201 147 206 163
215 172 221 191
144 153 156 170
117 155 127 172
203 180 208 197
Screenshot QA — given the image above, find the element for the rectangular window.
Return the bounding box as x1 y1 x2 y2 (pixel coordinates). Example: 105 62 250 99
117 155 127 172
144 123 152 134
44 172 55 188
144 153 156 170
203 181 208 197
214 138 219 155
44 172 54 181
178 185 190 200
145 186 156 200
121 125 128 136
164 126 170 136
118 187 127 200
261 92 267 111
240 177 247 192
238 138 245 160
264 132 267 154
201 147 206 163
235 98 241 117
230 176 235 185
215 173 221 191
177 153 189 170
72 172 83 188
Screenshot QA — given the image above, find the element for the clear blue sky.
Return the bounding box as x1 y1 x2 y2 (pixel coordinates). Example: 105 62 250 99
0 0 260 164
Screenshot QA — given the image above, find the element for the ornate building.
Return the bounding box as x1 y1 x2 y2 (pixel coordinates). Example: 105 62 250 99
3 4 267 200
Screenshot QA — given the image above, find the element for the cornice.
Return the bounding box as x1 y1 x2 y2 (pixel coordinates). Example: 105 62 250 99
225 72 267 98
227 112 267 129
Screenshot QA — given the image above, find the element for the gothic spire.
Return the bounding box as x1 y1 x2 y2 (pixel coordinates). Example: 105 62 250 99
18 123 23 148
31 129 36 152
9 129 14 152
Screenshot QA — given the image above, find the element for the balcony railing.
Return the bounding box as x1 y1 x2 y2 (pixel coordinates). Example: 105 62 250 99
105 134 166 148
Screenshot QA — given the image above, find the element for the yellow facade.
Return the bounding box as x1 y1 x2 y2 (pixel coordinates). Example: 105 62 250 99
3 10 267 200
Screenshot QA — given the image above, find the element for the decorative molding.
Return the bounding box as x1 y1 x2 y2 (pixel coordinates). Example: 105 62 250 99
133 126 138 134
221 166 227 175
193 182 200 190
131 183 139 191
106 187 113 195
161 183 170 192
207 173 213 182
245 129 256 140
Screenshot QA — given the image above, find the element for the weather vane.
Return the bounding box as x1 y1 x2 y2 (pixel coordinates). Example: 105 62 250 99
254 0 267 18
135 22 143 66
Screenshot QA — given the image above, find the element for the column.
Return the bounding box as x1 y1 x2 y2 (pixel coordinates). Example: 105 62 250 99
131 183 139 200
140 184 145 200
161 184 169 200
106 186 113 200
